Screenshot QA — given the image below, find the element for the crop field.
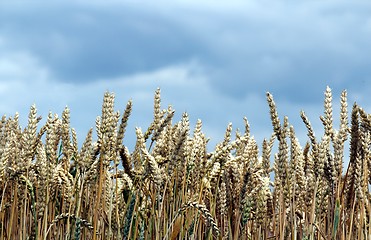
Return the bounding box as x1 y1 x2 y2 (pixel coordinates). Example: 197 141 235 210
0 87 370 240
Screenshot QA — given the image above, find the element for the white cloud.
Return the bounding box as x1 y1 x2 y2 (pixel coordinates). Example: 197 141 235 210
0 52 48 81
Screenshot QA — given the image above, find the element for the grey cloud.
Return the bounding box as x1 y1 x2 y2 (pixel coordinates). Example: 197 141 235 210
0 3 210 82
2 1 370 104
180 1 371 102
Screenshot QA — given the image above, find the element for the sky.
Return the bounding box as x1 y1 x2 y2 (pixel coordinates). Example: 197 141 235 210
0 0 371 152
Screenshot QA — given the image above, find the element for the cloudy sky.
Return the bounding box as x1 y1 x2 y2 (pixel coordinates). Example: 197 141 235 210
0 0 371 151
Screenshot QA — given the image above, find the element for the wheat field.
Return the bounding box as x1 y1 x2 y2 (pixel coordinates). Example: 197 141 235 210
0 87 370 240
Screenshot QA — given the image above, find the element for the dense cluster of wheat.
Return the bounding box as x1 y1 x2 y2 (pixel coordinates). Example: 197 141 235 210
0 87 370 240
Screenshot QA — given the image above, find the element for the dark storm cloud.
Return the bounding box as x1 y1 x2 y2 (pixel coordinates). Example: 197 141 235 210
1 1 371 104
0 2 210 81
